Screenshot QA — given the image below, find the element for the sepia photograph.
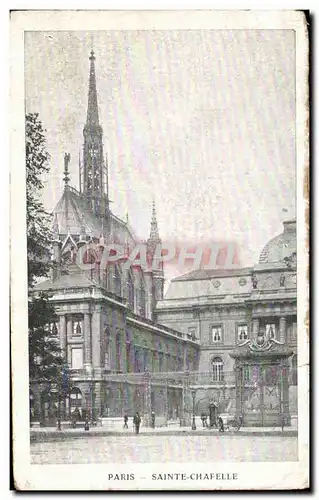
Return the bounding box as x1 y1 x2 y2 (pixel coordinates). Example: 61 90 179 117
11 10 309 490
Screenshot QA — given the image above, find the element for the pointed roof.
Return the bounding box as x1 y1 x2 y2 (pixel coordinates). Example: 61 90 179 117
86 50 100 127
149 200 160 241
52 187 137 245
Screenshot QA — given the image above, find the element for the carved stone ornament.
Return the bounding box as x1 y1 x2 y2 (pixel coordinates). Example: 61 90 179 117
239 277 247 286
238 332 284 352
212 280 221 288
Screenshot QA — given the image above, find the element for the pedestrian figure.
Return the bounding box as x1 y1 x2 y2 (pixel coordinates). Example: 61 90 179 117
201 413 205 428
218 416 224 432
133 412 141 434
84 418 89 431
123 414 128 429
151 410 155 429
281 415 285 432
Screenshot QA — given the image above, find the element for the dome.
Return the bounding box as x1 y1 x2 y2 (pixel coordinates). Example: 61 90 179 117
259 220 296 264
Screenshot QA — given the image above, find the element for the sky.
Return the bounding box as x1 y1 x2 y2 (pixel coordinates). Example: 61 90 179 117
25 29 296 275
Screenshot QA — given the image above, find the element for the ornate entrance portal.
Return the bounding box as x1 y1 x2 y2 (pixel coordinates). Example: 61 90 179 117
231 332 292 427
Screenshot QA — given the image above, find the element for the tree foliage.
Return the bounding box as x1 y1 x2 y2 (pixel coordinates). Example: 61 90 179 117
26 113 66 384
26 112 52 288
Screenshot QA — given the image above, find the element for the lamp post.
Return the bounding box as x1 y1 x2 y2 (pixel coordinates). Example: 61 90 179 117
90 380 95 425
57 392 62 431
191 388 196 431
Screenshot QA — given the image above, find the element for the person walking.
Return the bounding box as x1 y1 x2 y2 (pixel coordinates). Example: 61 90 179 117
201 413 205 428
218 416 225 432
133 412 141 434
151 410 156 429
123 414 128 429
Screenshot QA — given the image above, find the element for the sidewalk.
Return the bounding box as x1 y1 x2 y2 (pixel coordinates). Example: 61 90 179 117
30 424 298 442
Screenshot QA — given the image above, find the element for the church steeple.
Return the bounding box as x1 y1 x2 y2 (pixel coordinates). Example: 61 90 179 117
82 50 109 218
147 200 164 303
149 200 160 241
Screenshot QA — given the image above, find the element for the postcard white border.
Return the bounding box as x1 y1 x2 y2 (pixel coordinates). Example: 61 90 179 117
10 9 309 490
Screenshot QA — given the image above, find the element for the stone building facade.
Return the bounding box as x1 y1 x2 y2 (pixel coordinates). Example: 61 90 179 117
155 220 297 426
30 50 297 428
31 51 199 425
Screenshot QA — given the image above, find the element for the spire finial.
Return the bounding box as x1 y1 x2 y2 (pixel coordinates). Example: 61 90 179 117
149 199 160 241
86 48 99 125
63 153 71 187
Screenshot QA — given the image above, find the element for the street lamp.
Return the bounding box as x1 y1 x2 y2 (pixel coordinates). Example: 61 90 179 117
191 388 196 431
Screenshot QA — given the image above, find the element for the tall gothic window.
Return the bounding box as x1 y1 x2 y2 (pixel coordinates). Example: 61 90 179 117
159 353 163 372
114 265 122 297
115 334 121 372
102 268 108 289
126 343 131 373
139 279 146 317
127 273 134 311
134 348 142 373
211 357 224 382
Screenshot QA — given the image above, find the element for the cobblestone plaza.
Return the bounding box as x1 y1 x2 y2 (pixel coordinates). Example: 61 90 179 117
31 435 298 464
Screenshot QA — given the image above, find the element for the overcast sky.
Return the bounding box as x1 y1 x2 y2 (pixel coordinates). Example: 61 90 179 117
25 29 296 273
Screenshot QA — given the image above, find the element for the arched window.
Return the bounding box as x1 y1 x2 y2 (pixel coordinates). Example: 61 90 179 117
134 348 142 373
139 279 146 317
114 265 122 297
211 357 224 382
127 273 134 311
291 354 298 386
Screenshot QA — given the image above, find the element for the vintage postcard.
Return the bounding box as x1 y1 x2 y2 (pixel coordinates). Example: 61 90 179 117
11 10 309 491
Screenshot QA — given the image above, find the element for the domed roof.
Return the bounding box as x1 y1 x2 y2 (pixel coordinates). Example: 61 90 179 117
259 220 296 264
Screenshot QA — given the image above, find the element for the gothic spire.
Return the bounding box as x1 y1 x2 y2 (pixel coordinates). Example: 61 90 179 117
86 50 100 127
63 153 70 187
149 200 160 241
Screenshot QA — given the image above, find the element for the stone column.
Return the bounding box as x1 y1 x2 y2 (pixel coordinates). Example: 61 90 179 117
252 318 259 340
183 346 189 371
234 360 242 419
66 316 73 342
66 316 73 366
120 333 126 372
59 315 67 358
92 307 101 368
104 335 111 371
143 371 151 426
129 343 135 372
94 381 102 419
83 313 92 368
281 361 291 425
144 273 153 320
279 317 287 344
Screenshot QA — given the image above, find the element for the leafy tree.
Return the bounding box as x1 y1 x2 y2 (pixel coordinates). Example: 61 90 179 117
26 113 67 388
26 112 52 288
28 296 63 382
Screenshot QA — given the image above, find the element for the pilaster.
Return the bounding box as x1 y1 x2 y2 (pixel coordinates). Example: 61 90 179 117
83 312 92 367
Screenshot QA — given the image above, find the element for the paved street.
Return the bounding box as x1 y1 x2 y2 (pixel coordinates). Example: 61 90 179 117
31 435 298 464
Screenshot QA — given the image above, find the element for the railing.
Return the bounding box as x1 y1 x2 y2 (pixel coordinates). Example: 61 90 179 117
99 370 236 385
127 310 199 343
